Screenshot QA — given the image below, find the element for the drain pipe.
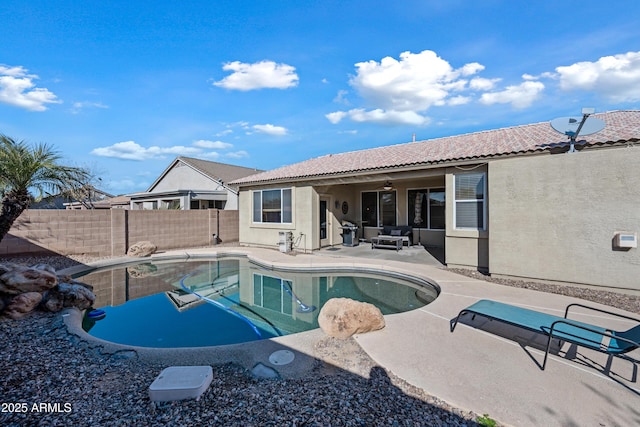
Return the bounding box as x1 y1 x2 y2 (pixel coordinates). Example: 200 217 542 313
293 233 306 253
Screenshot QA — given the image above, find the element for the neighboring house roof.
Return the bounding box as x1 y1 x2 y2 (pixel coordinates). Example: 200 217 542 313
108 195 131 206
146 156 263 192
231 110 640 185
31 185 115 209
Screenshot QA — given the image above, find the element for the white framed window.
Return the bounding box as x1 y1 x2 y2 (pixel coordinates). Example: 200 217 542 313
454 173 486 230
252 188 292 223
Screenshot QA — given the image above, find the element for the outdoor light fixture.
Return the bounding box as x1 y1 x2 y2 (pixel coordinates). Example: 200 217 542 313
383 181 393 191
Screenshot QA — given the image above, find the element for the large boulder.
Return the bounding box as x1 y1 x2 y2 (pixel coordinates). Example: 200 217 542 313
318 297 385 339
0 265 58 294
127 241 157 257
0 262 21 276
42 281 96 312
4 292 43 320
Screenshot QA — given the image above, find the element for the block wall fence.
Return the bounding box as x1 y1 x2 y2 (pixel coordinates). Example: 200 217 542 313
0 209 239 257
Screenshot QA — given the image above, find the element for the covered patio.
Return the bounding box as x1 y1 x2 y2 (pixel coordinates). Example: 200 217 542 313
318 240 445 266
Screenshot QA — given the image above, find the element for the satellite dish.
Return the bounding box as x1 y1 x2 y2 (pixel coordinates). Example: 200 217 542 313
550 116 605 137
550 109 605 153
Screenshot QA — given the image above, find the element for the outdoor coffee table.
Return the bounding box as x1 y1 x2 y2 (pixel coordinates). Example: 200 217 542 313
371 235 403 251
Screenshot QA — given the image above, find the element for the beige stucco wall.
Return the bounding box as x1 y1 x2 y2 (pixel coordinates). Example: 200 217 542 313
153 164 226 192
135 163 236 210
239 185 317 252
488 147 640 290
239 177 447 252
444 166 489 270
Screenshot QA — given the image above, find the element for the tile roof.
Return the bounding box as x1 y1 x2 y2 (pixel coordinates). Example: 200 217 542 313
232 110 640 185
176 156 263 187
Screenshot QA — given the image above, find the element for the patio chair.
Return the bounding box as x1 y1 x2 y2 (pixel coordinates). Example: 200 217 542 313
450 299 640 370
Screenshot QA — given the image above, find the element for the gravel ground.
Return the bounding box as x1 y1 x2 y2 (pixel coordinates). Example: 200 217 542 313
446 268 640 315
1 255 490 427
0 311 486 427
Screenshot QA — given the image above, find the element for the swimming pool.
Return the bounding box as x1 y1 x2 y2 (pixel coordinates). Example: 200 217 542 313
79 257 438 348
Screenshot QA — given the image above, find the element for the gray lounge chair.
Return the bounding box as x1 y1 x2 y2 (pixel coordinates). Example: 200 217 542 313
451 299 640 370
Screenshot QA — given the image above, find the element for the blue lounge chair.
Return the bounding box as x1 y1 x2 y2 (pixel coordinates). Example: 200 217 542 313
451 299 640 370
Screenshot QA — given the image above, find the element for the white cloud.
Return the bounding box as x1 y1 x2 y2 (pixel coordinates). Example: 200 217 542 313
192 139 233 149
213 60 299 91
326 111 348 124
469 77 500 91
479 81 545 109
92 137 247 162
555 51 640 102
91 141 201 161
215 129 233 137
252 124 288 136
333 89 350 105
70 101 108 114
350 50 484 112
447 95 472 106
327 108 430 126
0 65 61 111
225 150 249 159
328 50 490 126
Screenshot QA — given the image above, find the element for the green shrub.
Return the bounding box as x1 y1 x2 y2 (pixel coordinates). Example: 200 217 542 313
476 413 497 427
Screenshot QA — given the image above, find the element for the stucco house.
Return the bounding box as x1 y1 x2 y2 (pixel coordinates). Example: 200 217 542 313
128 156 262 210
231 110 640 292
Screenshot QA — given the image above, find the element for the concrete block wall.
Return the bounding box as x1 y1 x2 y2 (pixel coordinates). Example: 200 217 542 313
127 210 212 251
0 209 239 257
217 210 239 244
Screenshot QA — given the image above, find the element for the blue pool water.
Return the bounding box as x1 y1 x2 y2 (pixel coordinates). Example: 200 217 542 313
79 257 438 348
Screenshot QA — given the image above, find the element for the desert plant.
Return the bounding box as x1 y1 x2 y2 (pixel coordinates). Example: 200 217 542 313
0 134 91 241
476 413 497 427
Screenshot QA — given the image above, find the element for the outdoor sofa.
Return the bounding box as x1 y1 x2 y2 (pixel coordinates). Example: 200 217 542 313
377 225 413 246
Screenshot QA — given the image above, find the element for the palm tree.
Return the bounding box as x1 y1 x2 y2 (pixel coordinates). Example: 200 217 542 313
0 134 91 242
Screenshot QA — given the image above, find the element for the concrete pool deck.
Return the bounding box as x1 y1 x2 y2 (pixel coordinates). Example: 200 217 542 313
67 246 639 427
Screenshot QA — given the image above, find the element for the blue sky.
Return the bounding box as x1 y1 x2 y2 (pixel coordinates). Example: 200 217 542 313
2 1 639 195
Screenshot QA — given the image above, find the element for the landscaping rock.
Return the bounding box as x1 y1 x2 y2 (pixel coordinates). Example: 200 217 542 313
318 297 385 339
30 263 57 275
42 282 96 312
4 292 43 319
0 262 97 317
127 241 157 257
0 265 58 294
0 262 20 275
